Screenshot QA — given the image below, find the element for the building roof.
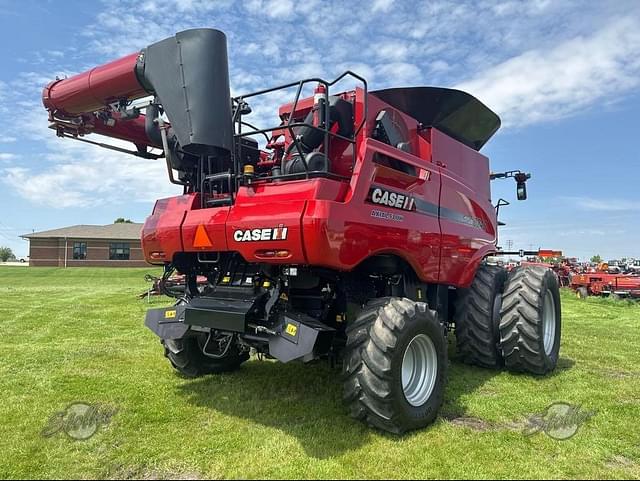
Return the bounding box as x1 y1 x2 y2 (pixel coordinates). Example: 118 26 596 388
22 223 143 240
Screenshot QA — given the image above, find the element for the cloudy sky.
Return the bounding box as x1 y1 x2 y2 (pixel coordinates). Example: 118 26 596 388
0 0 638 260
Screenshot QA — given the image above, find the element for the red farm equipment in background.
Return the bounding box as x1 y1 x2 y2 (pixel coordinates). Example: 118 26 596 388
571 272 640 300
42 28 562 434
502 249 573 286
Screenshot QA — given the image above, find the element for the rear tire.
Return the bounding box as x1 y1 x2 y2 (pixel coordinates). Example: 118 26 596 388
163 334 249 378
499 266 561 375
454 264 507 368
343 297 447 434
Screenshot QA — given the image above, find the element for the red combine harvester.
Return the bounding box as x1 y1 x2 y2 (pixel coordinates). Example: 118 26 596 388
43 29 562 433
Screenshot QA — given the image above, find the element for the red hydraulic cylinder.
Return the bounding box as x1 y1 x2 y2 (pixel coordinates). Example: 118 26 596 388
42 52 147 117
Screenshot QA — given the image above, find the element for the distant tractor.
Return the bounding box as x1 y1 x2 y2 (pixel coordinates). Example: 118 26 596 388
42 28 562 433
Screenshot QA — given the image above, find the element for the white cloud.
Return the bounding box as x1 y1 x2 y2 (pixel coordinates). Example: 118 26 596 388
565 196 640 212
0 80 6 113
372 0 394 13
491 0 553 17
558 229 607 237
335 62 376 83
456 17 640 127
2 141 180 208
372 40 411 62
264 0 294 19
0 153 16 162
375 62 422 86
1 98 180 208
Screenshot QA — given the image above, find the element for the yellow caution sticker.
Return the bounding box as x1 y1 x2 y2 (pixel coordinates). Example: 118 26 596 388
165 310 177 319
285 323 298 337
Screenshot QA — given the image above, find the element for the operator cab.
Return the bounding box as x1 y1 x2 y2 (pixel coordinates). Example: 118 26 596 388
232 81 503 192
232 77 364 186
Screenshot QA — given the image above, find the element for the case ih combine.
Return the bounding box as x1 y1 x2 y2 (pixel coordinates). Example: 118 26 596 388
43 29 562 433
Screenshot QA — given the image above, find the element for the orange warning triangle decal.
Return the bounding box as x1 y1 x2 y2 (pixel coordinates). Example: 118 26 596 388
193 224 213 248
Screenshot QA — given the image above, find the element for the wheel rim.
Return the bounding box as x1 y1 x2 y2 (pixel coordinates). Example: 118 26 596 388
542 290 556 355
401 334 438 407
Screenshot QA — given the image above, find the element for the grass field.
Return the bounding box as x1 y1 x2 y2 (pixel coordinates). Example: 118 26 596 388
0 267 639 479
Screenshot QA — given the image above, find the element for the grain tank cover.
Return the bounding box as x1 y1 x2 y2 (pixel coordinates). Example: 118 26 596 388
371 87 500 151
136 28 233 156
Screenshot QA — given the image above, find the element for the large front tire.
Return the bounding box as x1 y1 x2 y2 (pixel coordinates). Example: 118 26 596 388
499 266 561 375
343 298 447 434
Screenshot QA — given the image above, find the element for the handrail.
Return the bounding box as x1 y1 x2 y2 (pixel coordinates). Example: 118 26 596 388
231 71 368 187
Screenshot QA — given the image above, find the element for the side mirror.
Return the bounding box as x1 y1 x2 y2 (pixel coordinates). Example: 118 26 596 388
514 172 530 201
516 181 527 200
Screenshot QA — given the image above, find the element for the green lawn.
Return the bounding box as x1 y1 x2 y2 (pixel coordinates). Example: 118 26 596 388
0 267 638 479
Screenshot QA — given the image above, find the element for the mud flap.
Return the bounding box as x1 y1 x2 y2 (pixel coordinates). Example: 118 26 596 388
268 312 335 363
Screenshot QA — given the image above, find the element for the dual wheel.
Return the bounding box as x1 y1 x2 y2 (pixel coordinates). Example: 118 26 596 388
342 264 562 434
454 264 562 374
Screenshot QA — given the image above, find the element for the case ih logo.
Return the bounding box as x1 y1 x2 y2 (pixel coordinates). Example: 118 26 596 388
369 187 416 212
233 225 288 242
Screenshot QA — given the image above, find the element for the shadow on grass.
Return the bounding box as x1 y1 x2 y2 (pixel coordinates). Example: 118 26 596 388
442 347 576 419
177 346 576 458
176 359 372 459
552 356 576 374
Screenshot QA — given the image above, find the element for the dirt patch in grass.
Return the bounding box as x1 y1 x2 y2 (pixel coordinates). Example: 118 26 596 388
599 368 640 379
110 466 204 480
442 414 494 432
476 387 500 397
605 455 637 469
442 414 531 434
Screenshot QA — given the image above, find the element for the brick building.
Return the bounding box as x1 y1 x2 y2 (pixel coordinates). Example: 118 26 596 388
22 223 147 267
